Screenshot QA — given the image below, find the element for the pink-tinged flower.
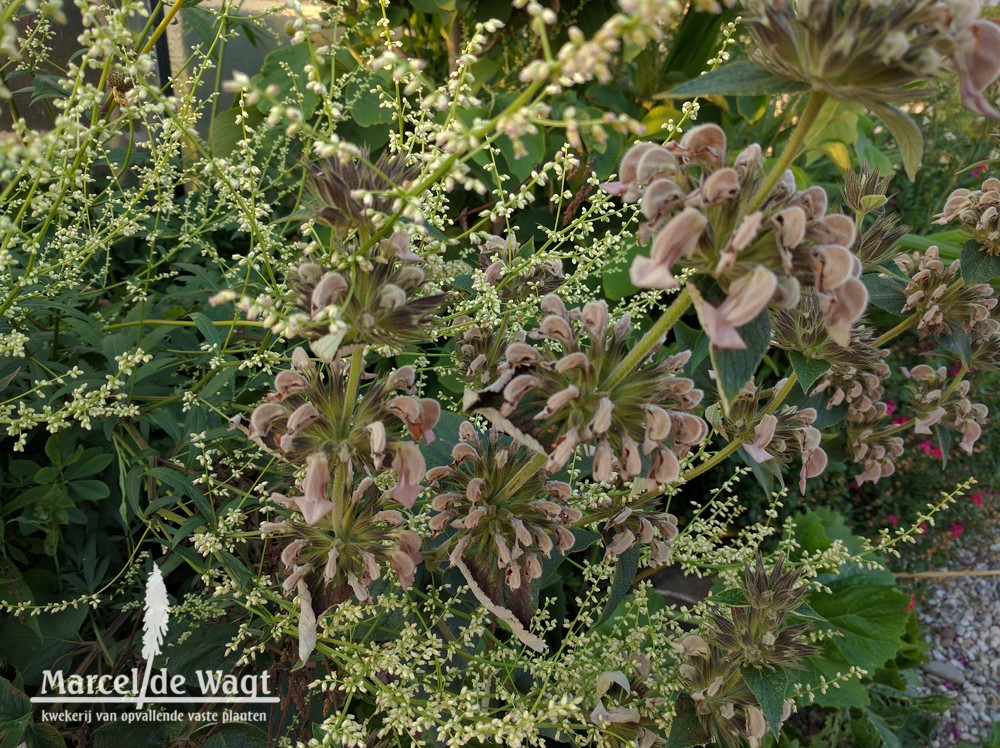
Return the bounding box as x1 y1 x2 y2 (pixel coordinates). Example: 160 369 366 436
932 445 943 459
971 490 984 507
885 400 897 416
691 266 778 349
629 208 708 290
918 440 934 454
905 594 916 612
295 452 335 525
951 521 965 538
891 415 910 425
887 514 899 527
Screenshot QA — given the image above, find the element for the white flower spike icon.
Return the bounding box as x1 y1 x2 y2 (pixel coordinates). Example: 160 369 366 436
136 563 170 709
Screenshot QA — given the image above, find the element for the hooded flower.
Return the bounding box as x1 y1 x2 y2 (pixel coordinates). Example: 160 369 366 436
602 126 868 347
705 379 828 493
264 476 423 607
427 423 580 627
463 295 707 490
242 349 436 507
287 234 448 359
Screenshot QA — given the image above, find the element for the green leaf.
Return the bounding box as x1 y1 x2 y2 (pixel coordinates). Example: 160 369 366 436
863 708 902 748
710 307 772 413
602 237 642 300
708 589 748 606
861 274 907 314
941 320 971 368
674 321 709 374
795 642 871 708
788 351 832 393
199 723 270 747
810 576 910 672
252 43 320 118
63 450 114 480
420 410 465 468
190 312 223 349
935 425 953 469
0 677 32 748
960 239 1000 283
867 103 923 181
664 61 808 98
665 695 710 748
742 666 788 737
595 546 640 627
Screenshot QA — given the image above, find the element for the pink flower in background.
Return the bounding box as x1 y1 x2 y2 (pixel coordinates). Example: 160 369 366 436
887 515 900 527
885 400 897 417
891 415 910 426
916 523 927 536
971 166 985 180
951 522 965 538
918 440 943 459
971 491 984 507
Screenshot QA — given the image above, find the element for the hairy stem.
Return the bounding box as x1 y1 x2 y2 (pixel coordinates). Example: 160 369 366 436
495 452 547 504
745 92 829 215
604 286 692 392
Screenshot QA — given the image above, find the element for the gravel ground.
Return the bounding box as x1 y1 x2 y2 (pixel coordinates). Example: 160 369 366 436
909 497 1000 747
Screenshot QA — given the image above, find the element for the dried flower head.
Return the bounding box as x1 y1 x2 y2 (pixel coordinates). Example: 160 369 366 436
244 349 436 507
675 555 811 747
904 363 988 454
478 232 565 304
772 296 891 421
453 318 525 387
308 150 416 233
426 423 580 625
602 127 868 347
464 295 707 490
896 245 998 338
935 176 1000 254
263 475 423 606
745 0 1000 116
287 234 448 358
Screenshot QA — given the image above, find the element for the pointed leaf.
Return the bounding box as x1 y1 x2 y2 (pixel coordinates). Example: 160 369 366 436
664 61 808 98
861 273 907 314
665 695 710 748
741 666 788 737
788 351 832 393
710 307 772 413
960 238 1000 283
867 103 923 181
595 546 640 627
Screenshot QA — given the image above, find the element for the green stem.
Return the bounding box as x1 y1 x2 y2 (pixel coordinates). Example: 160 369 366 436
101 318 268 332
495 452 547 504
331 349 365 535
604 286 692 392
873 312 918 347
746 92 829 215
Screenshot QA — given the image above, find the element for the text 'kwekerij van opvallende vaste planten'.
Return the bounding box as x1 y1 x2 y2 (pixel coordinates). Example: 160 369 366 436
1 0 999 745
